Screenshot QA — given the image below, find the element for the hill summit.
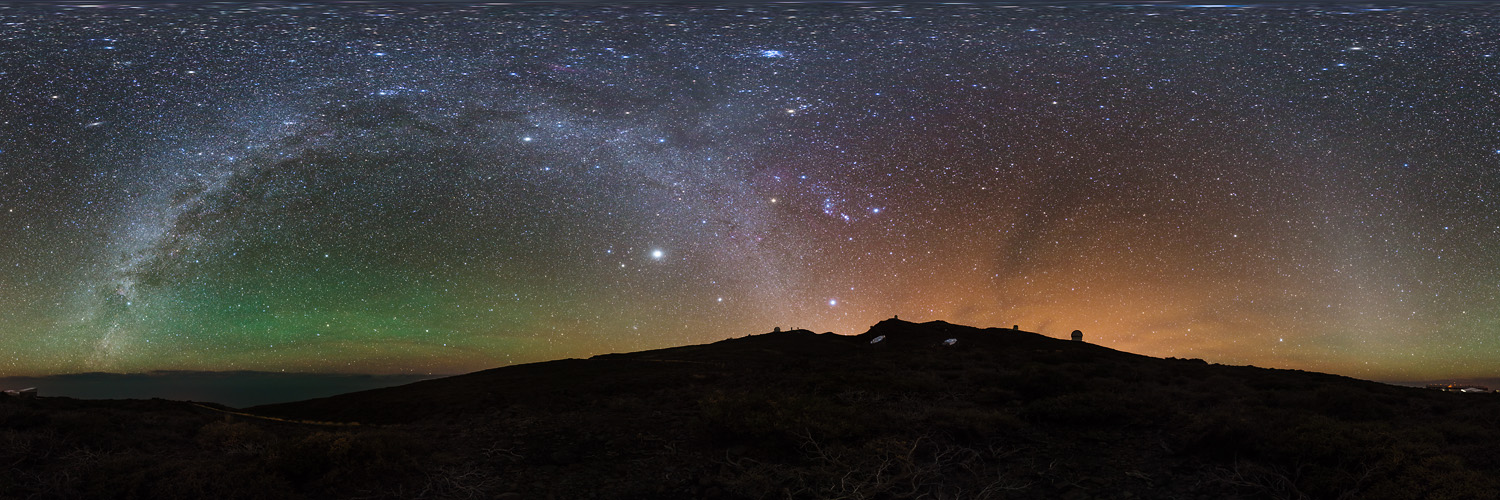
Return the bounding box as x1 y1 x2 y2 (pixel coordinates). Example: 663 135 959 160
6 319 1500 499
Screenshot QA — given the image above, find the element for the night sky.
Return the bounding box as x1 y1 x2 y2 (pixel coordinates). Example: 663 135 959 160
3 2 1499 381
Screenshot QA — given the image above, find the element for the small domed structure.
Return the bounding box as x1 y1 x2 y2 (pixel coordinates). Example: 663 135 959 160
1071 330 1083 342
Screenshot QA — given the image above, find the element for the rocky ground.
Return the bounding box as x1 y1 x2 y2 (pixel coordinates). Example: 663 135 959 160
5 319 1499 499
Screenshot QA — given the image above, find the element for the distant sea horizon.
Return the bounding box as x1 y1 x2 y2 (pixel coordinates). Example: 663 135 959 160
0 371 446 408
1384 378 1500 390
5 368 1497 409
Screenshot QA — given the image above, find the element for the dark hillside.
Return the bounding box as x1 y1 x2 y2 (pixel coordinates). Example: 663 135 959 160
5 319 1500 499
249 320 1100 424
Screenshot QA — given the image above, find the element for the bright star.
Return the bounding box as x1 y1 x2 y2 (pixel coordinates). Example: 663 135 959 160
651 249 664 260
828 299 838 306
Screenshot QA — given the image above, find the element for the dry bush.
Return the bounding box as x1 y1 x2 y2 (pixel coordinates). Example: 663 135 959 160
715 432 1031 500
196 420 273 456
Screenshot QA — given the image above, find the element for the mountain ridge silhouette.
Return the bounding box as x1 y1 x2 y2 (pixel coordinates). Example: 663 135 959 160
6 318 1500 499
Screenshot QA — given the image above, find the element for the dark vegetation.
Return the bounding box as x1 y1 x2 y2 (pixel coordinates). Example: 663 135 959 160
5 319 1500 499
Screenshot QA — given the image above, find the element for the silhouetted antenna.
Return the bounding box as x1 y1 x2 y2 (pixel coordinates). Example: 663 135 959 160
870 335 885 344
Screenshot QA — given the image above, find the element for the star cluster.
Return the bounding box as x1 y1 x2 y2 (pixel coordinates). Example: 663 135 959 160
2 3 1499 380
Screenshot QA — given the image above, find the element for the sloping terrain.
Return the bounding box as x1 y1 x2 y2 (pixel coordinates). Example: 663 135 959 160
4 319 1499 499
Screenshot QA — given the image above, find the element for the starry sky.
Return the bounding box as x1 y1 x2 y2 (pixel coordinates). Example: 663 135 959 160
3 2 1499 381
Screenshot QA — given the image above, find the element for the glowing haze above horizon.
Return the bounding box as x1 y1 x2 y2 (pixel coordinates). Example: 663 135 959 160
3 2 1498 381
